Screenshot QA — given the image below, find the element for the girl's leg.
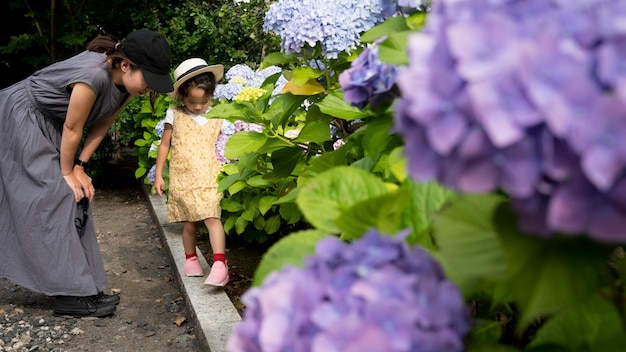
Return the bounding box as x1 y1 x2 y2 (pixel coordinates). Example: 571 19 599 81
182 221 200 255
204 217 229 286
203 217 225 255
182 221 203 277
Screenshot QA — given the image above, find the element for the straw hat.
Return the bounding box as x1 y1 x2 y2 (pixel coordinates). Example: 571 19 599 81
169 58 224 98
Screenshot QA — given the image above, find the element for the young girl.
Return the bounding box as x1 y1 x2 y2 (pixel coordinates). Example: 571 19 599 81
0 29 173 317
154 58 229 287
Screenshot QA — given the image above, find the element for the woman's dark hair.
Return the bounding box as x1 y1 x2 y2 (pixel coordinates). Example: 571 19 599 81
178 72 217 99
86 35 137 71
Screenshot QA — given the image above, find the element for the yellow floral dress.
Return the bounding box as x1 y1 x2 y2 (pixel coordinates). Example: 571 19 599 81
167 107 223 222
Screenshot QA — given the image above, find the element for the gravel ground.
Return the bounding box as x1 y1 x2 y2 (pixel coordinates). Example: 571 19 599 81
0 155 203 352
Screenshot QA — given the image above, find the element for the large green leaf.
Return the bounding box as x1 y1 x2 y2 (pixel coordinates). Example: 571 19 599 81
495 205 613 329
205 102 250 121
317 90 374 120
307 149 349 173
361 16 409 43
403 179 455 249
271 147 304 178
296 166 389 233
225 131 268 159
268 93 307 129
361 116 394 160
294 120 331 145
527 294 626 351
434 194 508 282
336 186 411 240
378 31 411 65
252 230 329 286
260 52 299 68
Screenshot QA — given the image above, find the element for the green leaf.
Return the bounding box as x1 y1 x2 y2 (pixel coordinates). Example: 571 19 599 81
296 166 389 233
221 198 244 212
225 131 268 159
205 102 250 121
282 79 325 96
294 120 331 145
269 93 307 129
527 294 626 352
336 186 411 240
307 149 348 173
264 214 281 234
361 16 409 43
227 180 248 195
378 31 411 65
253 216 266 230
388 146 407 182
252 230 329 286
361 116 394 160
495 204 613 329
279 202 301 224
434 194 508 282
403 179 455 249
260 52 299 68
317 90 374 120
223 216 236 233
247 175 273 188
256 138 293 154
291 66 323 85
259 196 278 215
135 167 146 179
235 216 248 234
271 147 304 178
241 207 256 221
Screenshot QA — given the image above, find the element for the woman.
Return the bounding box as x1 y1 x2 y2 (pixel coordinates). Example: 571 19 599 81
0 29 173 317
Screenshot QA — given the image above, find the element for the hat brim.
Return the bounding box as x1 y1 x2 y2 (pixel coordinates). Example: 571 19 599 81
143 69 174 93
169 64 224 99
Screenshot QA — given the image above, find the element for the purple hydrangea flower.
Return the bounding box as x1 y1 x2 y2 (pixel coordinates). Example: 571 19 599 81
228 229 471 351
394 0 626 242
339 43 399 109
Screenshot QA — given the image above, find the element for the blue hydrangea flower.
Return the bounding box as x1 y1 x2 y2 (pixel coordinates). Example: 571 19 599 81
155 120 165 138
225 64 256 81
263 0 387 59
214 82 245 101
394 0 626 242
228 229 471 351
147 164 156 184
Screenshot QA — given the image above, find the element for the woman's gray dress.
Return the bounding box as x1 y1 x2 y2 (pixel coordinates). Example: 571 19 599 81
0 51 129 296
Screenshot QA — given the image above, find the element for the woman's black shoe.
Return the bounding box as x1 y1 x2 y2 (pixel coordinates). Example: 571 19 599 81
53 295 116 317
96 291 120 305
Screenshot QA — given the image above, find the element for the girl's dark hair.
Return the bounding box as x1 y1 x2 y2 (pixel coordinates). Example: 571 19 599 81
86 35 137 70
178 72 217 99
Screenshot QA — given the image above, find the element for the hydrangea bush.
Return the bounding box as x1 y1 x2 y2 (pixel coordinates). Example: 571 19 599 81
228 229 471 352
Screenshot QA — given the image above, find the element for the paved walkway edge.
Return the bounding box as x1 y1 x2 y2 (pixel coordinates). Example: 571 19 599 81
142 184 241 352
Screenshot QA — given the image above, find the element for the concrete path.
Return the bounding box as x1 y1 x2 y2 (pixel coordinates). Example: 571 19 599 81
143 186 241 352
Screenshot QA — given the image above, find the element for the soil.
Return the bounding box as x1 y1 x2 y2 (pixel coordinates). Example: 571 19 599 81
0 152 264 351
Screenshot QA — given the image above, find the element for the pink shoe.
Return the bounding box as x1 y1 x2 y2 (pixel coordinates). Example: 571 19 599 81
204 261 229 286
184 256 204 277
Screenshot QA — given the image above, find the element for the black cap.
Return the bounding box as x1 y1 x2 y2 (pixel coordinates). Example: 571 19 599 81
119 30 174 93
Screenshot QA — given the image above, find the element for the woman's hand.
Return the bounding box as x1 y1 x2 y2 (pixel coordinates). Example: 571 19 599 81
64 166 95 202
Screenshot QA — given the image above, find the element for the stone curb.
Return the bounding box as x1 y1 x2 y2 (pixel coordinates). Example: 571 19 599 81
142 185 241 352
